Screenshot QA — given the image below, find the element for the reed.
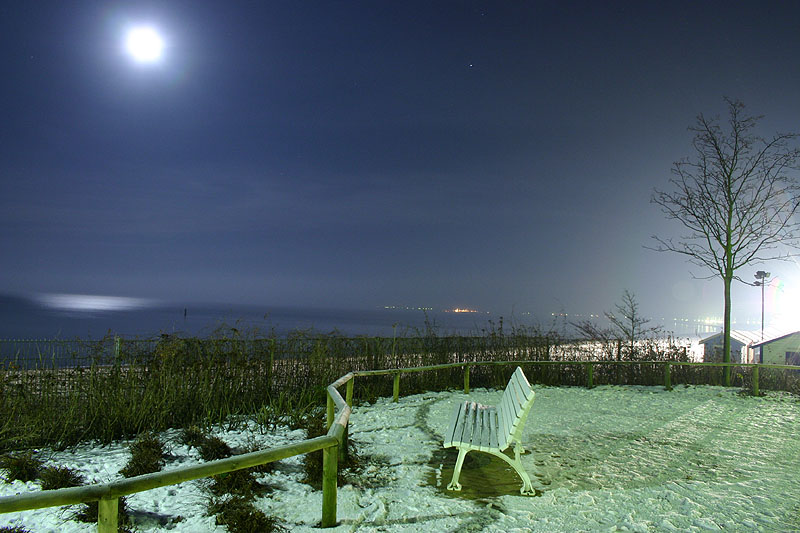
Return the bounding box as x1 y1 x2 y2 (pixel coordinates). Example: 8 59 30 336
1 324 796 454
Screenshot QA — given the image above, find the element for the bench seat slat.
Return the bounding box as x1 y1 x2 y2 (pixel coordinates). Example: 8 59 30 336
463 402 477 446
470 403 481 446
475 406 486 449
497 399 509 450
485 408 497 451
444 401 464 447
478 407 490 451
445 401 468 447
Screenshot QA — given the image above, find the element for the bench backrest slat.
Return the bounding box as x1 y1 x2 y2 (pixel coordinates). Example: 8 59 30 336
506 379 521 419
498 367 535 450
515 369 533 398
497 395 510 449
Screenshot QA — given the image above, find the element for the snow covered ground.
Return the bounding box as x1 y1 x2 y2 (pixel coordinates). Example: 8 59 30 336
2 384 799 532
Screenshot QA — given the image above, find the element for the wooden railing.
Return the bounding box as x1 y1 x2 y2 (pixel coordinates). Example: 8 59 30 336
1 360 797 531
0 374 354 531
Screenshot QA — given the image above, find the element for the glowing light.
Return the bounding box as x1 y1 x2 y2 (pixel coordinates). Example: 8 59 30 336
125 26 164 63
37 293 151 312
767 276 800 331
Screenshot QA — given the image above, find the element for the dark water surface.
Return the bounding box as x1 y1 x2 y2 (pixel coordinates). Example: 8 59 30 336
0 293 518 340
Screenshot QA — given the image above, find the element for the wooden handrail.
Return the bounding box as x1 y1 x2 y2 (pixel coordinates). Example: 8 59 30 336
0 435 335 513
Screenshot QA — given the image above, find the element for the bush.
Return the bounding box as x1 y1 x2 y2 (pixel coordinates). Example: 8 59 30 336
209 496 284 533
120 432 166 478
301 416 327 488
209 469 271 500
39 465 85 490
238 438 277 475
179 425 208 449
0 526 32 533
300 412 370 490
0 452 41 482
198 436 232 461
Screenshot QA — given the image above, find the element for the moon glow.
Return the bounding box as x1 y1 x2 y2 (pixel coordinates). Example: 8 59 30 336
125 26 164 63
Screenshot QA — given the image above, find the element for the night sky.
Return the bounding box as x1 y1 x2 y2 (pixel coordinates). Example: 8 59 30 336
2 1 800 325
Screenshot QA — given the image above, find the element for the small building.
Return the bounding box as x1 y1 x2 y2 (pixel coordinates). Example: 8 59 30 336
751 331 800 365
698 330 762 364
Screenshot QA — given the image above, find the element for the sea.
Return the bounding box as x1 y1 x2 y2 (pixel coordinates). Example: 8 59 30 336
0 293 531 340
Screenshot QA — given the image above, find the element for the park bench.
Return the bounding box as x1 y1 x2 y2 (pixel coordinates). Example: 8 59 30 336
443 366 536 495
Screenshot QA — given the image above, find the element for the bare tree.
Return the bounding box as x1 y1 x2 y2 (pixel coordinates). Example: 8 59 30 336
573 290 660 361
571 318 617 360
605 289 662 359
651 98 800 385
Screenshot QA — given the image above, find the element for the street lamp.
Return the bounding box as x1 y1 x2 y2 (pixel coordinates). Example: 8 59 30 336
754 271 771 341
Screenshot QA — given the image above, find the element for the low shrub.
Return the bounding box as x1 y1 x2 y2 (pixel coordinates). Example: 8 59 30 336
0 452 42 482
198 436 232 461
39 465 85 490
209 496 284 533
209 469 271 500
301 413 368 489
238 438 277 474
0 526 32 533
120 432 166 478
301 416 326 488
179 425 208 449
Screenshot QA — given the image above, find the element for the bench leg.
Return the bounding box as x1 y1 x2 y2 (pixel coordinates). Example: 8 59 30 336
487 449 535 496
447 447 468 491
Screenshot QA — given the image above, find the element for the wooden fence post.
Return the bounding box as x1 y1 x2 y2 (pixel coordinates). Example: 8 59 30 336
586 363 594 389
345 378 354 407
752 365 760 396
664 362 672 391
321 443 338 527
98 496 118 533
464 364 470 394
393 372 400 403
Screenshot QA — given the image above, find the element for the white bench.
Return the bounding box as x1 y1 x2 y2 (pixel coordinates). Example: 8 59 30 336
443 366 536 495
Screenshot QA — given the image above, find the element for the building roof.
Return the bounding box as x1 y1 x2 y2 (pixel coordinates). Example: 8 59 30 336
698 330 765 346
751 330 800 348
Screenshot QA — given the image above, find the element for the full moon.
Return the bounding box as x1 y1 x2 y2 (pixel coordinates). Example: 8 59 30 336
125 26 164 63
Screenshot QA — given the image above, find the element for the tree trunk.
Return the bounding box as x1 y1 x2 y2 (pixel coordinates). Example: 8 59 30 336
723 274 732 386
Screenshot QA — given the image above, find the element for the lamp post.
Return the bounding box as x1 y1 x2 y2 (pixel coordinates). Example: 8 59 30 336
754 271 771 341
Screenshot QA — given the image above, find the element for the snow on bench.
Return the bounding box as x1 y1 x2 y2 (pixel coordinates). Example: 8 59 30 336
443 366 536 495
